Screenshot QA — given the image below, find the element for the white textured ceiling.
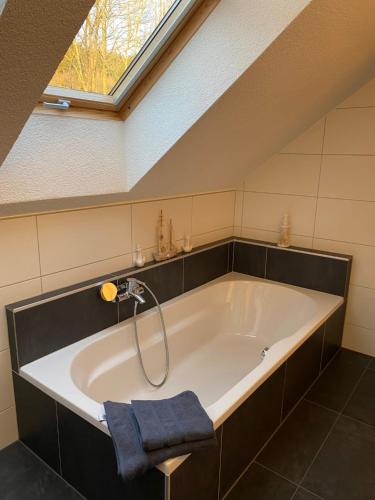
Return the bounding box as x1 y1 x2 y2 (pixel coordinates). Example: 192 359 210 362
0 0 94 166
1 0 375 215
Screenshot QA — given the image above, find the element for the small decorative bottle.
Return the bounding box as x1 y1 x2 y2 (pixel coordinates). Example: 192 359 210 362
169 219 177 255
183 234 193 253
134 244 145 267
277 213 291 248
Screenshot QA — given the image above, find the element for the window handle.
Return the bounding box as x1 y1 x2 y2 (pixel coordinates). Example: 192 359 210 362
43 99 71 110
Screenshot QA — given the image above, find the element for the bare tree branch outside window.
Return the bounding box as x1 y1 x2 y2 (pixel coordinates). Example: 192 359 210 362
50 0 175 95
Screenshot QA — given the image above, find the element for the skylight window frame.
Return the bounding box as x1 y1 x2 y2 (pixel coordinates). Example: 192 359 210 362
41 0 205 115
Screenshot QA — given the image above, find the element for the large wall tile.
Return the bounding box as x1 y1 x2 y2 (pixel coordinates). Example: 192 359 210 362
42 253 133 293
0 278 42 351
241 227 313 248
192 192 235 236
233 191 244 228
313 239 375 289
281 119 325 154
337 79 375 108
132 197 192 251
245 154 321 196
319 155 375 201
315 198 375 246
343 323 375 357
38 205 132 275
242 192 316 237
0 349 14 411
324 108 375 155
0 217 40 287
0 406 18 449
347 285 375 331
191 227 232 247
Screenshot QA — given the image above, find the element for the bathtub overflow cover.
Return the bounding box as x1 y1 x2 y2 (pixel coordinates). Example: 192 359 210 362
261 347 270 359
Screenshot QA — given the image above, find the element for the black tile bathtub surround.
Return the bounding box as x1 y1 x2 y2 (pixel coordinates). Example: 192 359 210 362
6 241 231 371
57 404 165 500
169 428 222 500
6 239 350 374
183 243 230 292
118 258 183 321
220 365 285 496
232 241 267 278
13 372 60 473
7 285 118 370
11 316 348 500
265 247 350 296
281 325 324 419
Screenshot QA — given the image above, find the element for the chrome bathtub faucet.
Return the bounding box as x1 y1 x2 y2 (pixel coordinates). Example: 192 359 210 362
124 278 146 305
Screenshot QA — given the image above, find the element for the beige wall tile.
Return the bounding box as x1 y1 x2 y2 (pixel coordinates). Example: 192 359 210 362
132 197 192 251
324 108 375 155
319 155 375 201
0 350 14 411
192 227 233 247
242 192 316 237
343 323 375 357
38 205 132 275
313 239 375 289
245 154 321 196
0 217 39 287
42 254 133 293
0 406 18 449
347 285 375 331
315 198 375 246
281 119 325 154
0 278 42 351
240 227 313 248
233 191 244 228
192 192 235 235
338 78 375 108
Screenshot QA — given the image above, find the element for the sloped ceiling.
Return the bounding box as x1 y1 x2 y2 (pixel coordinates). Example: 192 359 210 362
0 0 375 215
0 0 94 166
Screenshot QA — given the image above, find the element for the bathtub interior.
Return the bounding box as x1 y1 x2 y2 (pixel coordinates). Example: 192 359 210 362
70 276 318 407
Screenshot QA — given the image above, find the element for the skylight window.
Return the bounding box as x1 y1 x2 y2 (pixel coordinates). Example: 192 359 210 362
43 0 202 112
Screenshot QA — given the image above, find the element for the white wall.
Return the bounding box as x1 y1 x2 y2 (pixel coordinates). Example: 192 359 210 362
236 77 375 357
0 190 235 448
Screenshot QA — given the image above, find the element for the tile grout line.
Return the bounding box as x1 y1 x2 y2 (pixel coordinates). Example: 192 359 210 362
254 462 326 500
312 116 327 242
217 426 224 500
295 356 373 489
55 402 63 476
34 216 43 285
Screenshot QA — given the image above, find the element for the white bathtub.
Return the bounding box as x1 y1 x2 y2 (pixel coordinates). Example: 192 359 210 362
20 272 343 474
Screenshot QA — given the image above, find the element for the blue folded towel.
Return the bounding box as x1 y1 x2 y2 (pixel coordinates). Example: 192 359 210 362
104 394 216 481
131 391 215 451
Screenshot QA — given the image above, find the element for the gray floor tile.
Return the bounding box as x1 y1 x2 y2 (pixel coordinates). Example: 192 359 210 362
257 400 336 483
368 357 375 371
303 415 375 500
293 488 325 500
306 349 371 411
226 463 296 500
343 369 375 426
0 442 83 500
